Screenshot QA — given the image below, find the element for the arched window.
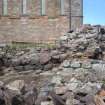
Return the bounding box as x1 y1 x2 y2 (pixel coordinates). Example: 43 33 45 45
41 0 46 15
2 0 8 16
22 0 27 15
60 0 65 15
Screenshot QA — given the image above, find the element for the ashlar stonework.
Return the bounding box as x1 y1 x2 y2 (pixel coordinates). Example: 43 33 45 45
0 0 83 42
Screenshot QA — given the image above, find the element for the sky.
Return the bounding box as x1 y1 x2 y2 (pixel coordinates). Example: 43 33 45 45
83 0 105 25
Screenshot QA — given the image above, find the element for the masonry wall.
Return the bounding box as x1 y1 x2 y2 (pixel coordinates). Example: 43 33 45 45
0 16 69 43
71 0 83 30
0 0 83 43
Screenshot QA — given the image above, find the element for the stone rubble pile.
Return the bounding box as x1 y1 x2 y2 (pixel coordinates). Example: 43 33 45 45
0 46 68 73
0 58 105 105
0 25 105 73
0 25 105 105
58 25 105 58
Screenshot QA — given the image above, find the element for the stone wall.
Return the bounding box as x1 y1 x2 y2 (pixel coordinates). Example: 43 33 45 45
0 0 83 43
71 0 83 30
0 16 69 42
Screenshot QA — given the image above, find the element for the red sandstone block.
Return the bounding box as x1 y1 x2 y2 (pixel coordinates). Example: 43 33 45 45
27 0 41 17
8 0 22 17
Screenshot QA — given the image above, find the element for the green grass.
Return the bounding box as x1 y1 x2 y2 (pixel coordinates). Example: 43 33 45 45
10 41 56 49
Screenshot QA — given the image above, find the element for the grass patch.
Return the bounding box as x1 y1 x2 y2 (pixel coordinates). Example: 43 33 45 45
10 41 56 49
